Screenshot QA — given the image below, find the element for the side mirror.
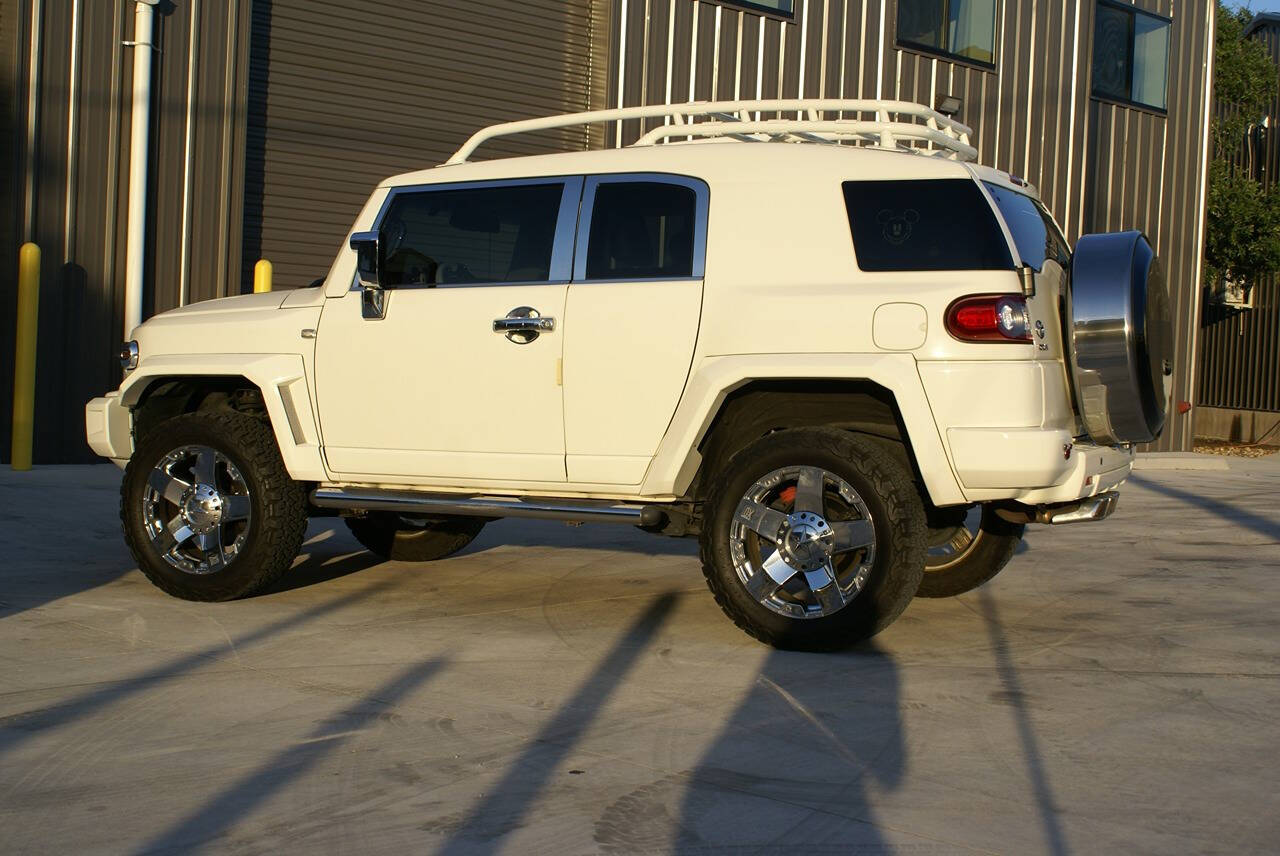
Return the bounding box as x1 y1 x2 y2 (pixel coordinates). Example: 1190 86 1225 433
350 230 381 288
349 231 387 319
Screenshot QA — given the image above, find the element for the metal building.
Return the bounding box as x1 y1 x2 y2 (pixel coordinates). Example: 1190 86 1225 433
3 0 1215 462
1195 12 1280 444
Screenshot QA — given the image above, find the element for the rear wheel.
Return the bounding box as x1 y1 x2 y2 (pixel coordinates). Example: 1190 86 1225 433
699 428 926 651
345 513 486 562
916 504 1024 598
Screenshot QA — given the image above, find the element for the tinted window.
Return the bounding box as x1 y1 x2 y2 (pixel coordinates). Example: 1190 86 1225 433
586 182 697 280
842 179 1014 272
721 0 794 16
1091 1 1170 111
982 182 1071 271
379 183 563 286
897 0 997 65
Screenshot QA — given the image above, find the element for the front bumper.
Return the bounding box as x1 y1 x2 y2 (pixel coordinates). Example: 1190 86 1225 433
85 393 132 467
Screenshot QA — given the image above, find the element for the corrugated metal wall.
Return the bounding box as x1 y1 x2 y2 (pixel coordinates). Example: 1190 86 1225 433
606 0 1215 452
1197 18 1280 416
243 0 600 291
1 0 21 465
1 0 251 463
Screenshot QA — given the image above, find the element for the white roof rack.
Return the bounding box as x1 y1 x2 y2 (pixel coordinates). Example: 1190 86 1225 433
445 99 977 165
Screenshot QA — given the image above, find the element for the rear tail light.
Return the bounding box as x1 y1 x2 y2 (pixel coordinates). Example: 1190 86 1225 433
945 294 1032 344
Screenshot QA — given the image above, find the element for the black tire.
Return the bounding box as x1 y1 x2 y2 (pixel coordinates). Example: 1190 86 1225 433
121 412 307 601
699 428 927 651
916 504 1024 598
345 513 486 562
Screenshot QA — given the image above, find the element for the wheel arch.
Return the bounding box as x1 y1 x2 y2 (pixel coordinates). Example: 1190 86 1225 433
119 354 326 482
640 355 965 507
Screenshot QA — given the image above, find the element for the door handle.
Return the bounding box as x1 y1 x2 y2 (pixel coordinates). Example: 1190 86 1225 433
494 306 554 344
492 317 555 333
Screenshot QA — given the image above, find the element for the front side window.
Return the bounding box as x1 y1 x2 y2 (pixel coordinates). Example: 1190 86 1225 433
1091 1 1170 111
584 182 698 280
982 182 1072 272
897 0 998 66
843 179 1014 272
378 183 565 286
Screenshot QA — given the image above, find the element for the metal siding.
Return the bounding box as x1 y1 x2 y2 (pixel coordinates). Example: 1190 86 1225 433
1197 20 1280 415
243 0 597 292
612 0 1214 451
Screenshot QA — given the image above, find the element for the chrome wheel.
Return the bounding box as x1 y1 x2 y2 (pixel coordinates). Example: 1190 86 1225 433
926 505 981 571
728 465 876 619
141 444 252 575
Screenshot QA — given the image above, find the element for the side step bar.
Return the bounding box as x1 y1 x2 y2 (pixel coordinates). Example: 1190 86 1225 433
310 486 667 528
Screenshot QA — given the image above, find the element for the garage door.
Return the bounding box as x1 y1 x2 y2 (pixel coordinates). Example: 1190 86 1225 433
243 0 598 290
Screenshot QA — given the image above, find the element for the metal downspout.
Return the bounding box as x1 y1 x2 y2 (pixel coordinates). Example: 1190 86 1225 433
123 0 160 337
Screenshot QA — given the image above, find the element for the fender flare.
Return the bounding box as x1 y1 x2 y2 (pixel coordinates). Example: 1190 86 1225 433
639 353 966 506
120 353 326 482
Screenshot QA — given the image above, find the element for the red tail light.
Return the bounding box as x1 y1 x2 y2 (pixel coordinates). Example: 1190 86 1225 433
945 294 1032 343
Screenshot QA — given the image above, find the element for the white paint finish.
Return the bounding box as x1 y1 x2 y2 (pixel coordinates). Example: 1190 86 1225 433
562 280 702 485
314 285 569 483
642 352 967 505
872 303 928 351
947 426 1075 488
917 361 1046 430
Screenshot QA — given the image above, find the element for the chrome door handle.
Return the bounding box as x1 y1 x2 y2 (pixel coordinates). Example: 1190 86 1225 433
492 317 555 333
494 306 554 344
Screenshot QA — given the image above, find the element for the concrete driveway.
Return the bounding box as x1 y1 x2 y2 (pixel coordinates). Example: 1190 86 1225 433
1 457 1277 854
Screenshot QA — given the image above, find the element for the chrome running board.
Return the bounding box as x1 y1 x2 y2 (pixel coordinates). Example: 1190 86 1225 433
310 486 667 527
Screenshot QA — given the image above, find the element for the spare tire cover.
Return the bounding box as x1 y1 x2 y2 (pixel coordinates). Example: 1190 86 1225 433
1066 231 1173 445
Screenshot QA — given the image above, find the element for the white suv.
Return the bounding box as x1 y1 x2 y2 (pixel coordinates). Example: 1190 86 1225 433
85 100 1172 650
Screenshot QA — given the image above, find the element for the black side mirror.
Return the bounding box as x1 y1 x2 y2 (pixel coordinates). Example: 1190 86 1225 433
350 230 381 289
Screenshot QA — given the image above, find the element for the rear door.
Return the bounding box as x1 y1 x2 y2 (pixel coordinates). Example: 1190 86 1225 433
561 174 709 486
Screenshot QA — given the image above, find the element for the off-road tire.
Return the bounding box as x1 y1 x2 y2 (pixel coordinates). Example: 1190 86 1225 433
121 412 307 601
699 428 927 651
916 505 1024 598
345 513 486 562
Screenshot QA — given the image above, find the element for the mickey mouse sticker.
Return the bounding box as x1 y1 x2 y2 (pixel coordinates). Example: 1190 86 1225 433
877 208 920 245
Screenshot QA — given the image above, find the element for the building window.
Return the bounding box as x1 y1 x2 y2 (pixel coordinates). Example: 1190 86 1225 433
896 0 998 67
716 0 794 18
1091 1 1170 112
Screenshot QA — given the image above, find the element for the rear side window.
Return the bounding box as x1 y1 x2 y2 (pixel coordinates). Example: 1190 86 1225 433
982 182 1071 272
585 182 697 280
842 179 1014 272
378 183 564 286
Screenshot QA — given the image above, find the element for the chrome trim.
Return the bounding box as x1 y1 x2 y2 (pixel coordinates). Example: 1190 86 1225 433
311 487 666 527
1037 491 1119 525
371 176 584 286
572 172 710 283
493 306 554 344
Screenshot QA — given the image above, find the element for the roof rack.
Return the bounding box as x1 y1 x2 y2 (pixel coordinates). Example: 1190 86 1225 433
445 99 977 165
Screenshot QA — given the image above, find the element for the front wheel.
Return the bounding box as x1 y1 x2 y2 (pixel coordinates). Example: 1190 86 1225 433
915 504 1024 598
121 412 308 601
699 428 926 651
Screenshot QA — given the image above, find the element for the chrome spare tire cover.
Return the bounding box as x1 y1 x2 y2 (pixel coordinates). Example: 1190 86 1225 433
1067 231 1173 445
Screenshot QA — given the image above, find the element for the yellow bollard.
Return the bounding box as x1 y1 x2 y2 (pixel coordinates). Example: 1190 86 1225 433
253 258 273 293
11 243 40 471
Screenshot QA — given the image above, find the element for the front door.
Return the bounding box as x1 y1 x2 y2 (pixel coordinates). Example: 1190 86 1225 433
315 178 582 483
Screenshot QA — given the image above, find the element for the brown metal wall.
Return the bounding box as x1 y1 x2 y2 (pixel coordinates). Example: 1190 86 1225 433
1 0 20 464
607 0 1215 451
2 0 251 463
1197 18 1280 416
243 0 600 292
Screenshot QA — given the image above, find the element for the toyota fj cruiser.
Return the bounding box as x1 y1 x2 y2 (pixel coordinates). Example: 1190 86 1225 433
86 100 1172 650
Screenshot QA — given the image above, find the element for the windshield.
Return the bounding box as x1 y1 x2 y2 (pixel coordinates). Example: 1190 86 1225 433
983 181 1071 272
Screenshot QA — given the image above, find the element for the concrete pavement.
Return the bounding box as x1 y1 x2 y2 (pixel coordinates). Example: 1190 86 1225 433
1 458 1277 854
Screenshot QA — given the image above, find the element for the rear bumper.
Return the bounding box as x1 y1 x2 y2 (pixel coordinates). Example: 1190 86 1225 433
946 426 1134 505
85 394 132 467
